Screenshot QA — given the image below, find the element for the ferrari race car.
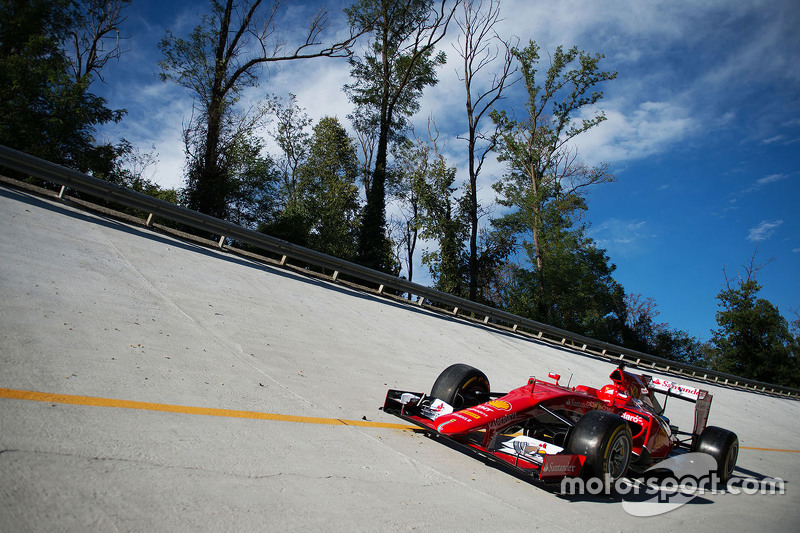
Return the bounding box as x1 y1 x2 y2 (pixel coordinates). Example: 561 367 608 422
382 363 739 485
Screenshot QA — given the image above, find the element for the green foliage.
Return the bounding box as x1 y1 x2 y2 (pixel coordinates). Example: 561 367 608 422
0 0 126 176
297 116 361 261
225 134 279 230
345 0 450 274
496 222 626 342
709 272 799 387
261 116 361 262
619 292 709 366
492 40 616 274
484 39 621 341
403 137 470 296
159 0 355 222
269 94 313 215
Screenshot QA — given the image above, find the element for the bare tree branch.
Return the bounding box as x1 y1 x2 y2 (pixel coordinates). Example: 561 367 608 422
69 0 130 83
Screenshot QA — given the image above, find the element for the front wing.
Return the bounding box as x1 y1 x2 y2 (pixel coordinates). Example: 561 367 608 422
382 389 585 483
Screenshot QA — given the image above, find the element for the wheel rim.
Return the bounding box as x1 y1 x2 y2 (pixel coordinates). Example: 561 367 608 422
724 441 739 478
606 434 631 479
455 386 484 408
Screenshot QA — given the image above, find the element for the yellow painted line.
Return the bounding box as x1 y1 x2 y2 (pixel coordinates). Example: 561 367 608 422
741 446 800 453
6 388 796 452
0 387 416 431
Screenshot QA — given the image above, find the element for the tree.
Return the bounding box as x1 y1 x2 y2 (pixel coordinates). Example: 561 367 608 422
409 124 470 296
621 293 667 352
344 0 456 273
492 41 616 279
709 258 799 386
497 220 626 341
388 137 423 282
296 116 361 261
620 292 708 366
67 0 130 84
454 0 516 301
0 0 127 176
159 0 362 221
269 94 312 217
225 134 279 230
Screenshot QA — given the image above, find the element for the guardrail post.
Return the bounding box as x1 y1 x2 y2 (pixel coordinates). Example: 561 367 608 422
218 236 226 249
58 186 66 199
332 271 339 281
146 213 154 226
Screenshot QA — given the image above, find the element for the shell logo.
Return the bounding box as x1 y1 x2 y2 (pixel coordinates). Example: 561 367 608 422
488 399 511 411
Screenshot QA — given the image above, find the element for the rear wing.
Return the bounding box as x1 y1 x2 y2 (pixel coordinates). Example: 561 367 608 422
648 377 705 401
646 376 712 436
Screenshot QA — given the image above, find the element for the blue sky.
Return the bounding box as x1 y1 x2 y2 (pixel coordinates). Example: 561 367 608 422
94 0 800 342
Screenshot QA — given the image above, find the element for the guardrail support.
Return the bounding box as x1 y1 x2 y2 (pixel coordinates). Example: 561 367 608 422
146 213 154 226
218 236 226 248
58 186 66 199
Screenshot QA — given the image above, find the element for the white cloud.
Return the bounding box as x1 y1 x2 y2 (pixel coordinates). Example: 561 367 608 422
747 220 783 242
570 100 695 164
738 173 793 196
95 0 798 201
589 218 652 254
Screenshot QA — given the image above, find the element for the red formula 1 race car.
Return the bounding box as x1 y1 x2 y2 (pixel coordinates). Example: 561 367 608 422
382 363 739 485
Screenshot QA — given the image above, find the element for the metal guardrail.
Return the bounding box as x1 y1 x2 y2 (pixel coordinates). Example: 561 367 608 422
2 144 797 398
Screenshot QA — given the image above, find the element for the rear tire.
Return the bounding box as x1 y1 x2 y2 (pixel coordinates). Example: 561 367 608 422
567 410 633 481
693 426 739 483
430 364 490 409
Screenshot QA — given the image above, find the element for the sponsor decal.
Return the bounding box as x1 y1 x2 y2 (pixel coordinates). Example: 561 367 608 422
650 378 701 399
566 397 615 413
539 454 583 479
487 413 519 430
462 410 482 420
621 411 646 425
488 399 511 411
543 462 577 474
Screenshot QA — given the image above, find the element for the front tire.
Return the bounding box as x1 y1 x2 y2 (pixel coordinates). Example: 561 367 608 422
693 426 739 483
567 410 633 481
430 364 490 409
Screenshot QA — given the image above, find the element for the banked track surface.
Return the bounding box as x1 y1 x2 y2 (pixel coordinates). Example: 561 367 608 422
1 183 798 532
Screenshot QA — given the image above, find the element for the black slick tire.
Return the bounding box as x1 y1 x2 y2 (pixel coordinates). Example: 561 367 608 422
567 409 633 481
693 426 739 483
429 364 490 409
